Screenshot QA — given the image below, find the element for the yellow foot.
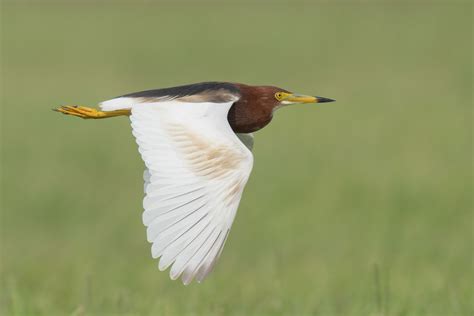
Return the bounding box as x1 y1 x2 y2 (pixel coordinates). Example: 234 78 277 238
53 105 130 119
54 105 103 119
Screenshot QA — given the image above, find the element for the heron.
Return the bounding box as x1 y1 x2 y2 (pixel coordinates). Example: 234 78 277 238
54 81 335 285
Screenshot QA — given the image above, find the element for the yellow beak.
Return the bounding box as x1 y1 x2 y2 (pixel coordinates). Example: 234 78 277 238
285 94 335 104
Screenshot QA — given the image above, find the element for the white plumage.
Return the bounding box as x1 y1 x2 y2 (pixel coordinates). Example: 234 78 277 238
102 98 254 284
100 97 140 111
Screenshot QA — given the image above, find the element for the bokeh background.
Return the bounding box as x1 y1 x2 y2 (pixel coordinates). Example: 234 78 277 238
1 1 472 315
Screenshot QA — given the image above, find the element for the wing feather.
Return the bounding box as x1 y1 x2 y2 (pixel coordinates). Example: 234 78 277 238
129 99 253 284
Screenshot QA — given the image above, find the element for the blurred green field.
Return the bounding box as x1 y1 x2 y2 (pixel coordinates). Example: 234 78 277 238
1 1 472 315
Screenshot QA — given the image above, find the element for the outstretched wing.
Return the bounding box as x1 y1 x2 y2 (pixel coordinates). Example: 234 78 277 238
130 99 253 285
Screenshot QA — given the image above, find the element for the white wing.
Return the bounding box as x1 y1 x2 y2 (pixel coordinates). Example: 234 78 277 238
129 100 253 284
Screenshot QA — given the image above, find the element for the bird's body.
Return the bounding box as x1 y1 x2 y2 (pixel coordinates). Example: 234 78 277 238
101 82 290 133
55 81 334 284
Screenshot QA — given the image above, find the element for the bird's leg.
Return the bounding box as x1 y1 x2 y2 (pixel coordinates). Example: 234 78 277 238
53 105 131 119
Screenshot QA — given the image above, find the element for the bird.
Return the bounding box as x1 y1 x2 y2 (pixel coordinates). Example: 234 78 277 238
54 81 335 285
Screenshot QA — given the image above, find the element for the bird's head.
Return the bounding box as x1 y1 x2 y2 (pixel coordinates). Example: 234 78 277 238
249 85 335 113
229 83 336 133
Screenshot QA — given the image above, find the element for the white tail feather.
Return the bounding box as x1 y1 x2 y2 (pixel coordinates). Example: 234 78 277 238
100 97 137 111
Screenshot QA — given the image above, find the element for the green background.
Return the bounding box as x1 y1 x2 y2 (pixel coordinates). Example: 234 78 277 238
1 1 472 315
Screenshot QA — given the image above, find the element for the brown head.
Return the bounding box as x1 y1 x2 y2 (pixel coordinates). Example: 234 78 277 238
228 83 335 133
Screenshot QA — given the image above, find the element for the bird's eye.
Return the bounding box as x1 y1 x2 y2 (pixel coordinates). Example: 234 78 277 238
275 92 283 101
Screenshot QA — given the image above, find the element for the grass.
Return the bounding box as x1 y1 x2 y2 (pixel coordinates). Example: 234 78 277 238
1 1 472 315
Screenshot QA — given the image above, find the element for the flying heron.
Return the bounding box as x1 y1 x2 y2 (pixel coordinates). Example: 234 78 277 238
54 81 335 285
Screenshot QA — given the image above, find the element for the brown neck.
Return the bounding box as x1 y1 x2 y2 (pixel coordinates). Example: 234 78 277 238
227 84 279 133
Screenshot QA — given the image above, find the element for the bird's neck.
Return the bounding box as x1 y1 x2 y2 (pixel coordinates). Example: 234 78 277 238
227 84 275 133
